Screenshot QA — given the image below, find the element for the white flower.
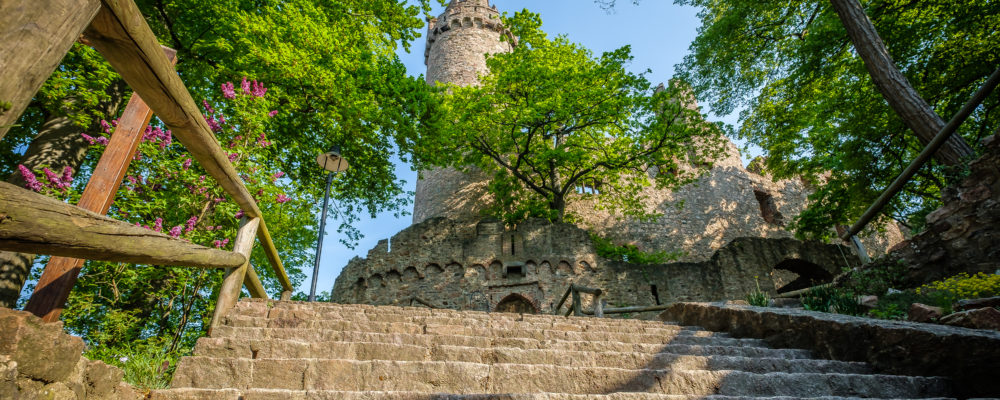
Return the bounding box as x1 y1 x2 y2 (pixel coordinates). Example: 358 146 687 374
119 356 129 363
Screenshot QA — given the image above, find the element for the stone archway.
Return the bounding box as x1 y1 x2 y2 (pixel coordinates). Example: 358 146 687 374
774 258 834 293
494 293 538 314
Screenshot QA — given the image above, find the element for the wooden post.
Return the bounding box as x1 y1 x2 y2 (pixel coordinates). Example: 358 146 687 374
244 264 268 299
571 289 582 317
593 293 604 318
209 217 260 333
25 47 177 322
0 0 101 139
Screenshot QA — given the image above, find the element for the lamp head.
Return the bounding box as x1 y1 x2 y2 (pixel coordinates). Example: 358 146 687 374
316 145 349 173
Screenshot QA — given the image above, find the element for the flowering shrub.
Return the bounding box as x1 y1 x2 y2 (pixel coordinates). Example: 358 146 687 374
916 272 1000 306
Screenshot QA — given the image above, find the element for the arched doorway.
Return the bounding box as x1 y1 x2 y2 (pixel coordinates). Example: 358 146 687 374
774 258 834 293
494 293 538 314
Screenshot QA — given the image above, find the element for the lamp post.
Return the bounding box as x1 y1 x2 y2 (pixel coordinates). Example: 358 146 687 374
310 145 348 302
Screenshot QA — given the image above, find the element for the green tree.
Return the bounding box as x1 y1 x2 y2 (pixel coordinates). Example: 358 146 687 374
421 11 724 224
1 0 442 307
672 0 999 238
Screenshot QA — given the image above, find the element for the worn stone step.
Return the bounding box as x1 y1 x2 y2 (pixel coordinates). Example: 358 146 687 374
192 337 868 374
236 301 680 329
249 308 702 336
206 327 813 359
169 358 950 398
151 388 957 400
220 315 763 347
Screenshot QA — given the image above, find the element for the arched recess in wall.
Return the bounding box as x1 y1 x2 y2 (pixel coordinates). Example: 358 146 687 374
773 259 834 293
465 264 487 283
368 274 384 302
385 270 403 289
556 261 572 276
525 260 537 276
489 260 504 280
402 267 420 282
446 262 463 279
494 293 538 314
425 263 444 279
352 277 366 301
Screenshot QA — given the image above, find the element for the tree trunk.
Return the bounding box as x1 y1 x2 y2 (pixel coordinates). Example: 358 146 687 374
829 0 975 166
0 80 127 308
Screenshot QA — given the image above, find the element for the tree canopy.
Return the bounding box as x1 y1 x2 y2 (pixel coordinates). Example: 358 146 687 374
420 10 724 224
672 0 999 238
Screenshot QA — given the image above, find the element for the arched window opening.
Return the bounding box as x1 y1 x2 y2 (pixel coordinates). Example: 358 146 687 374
774 259 833 293
753 190 784 225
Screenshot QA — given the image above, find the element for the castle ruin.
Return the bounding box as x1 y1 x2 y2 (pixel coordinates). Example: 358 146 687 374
332 0 904 311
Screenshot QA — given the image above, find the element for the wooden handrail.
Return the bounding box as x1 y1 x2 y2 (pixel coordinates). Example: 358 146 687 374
0 182 246 268
554 284 605 317
582 304 670 315
209 217 260 331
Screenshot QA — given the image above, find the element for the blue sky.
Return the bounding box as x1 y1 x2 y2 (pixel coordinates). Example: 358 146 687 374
312 0 753 297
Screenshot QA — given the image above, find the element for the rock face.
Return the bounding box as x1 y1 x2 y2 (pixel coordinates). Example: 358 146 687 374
332 217 854 314
660 302 1000 398
878 135 1000 287
151 299 954 398
939 307 1000 330
0 308 139 399
908 303 944 323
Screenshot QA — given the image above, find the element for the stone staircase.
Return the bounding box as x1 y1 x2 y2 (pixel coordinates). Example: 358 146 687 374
152 300 954 399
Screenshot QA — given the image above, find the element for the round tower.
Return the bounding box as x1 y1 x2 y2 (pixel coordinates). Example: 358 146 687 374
413 0 515 224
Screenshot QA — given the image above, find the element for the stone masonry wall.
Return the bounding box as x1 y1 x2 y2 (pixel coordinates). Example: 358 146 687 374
875 134 1000 287
331 217 854 313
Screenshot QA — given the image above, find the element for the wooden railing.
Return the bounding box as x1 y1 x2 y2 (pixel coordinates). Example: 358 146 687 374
553 284 671 317
0 0 292 326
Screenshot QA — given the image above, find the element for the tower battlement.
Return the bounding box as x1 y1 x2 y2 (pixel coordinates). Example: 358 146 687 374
423 0 515 86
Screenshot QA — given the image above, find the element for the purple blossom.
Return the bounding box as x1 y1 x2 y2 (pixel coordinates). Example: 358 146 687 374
185 216 198 233
61 167 74 186
100 120 112 134
42 167 67 189
214 197 224 203
81 133 97 145
18 165 43 192
241 77 251 94
182 158 192 170
153 217 164 232
111 119 118 127
213 238 230 249
251 80 267 97
96 136 109 145
235 210 245 219
169 225 183 238
205 116 222 132
273 171 285 180
276 194 291 204
228 153 239 162
268 110 278 117
221 82 236 99
202 99 215 115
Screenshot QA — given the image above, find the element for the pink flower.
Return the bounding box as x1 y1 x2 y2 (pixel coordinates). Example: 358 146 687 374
213 238 230 249
169 225 183 238
42 167 66 189
100 120 112 134
251 80 267 97
185 216 198 232
18 165 43 192
221 82 236 99
228 153 238 162
153 217 163 232
273 171 285 179
81 133 97 145
276 194 291 204
202 99 215 115
235 210 245 219
240 77 251 94
96 136 109 145
268 110 278 117
182 158 192 170
61 166 74 186
205 115 222 132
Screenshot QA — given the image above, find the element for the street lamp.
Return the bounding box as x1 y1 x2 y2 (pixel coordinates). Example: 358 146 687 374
309 145 348 302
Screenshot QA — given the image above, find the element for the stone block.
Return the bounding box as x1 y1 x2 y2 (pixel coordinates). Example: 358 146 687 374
85 359 125 398
908 303 944 323
940 307 1000 330
0 356 17 399
955 296 1000 311
0 308 84 383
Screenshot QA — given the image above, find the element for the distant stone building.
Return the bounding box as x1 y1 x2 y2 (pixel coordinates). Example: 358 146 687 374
332 0 904 311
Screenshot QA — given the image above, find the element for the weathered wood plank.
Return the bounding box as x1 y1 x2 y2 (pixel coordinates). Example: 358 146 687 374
0 181 245 268
244 264 267 299
26 47 178 322
257 220 292 292
82 0 261 218
0 0 101 139
209 217 260 331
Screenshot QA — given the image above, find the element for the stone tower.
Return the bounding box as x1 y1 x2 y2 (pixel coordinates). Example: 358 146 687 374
413 0 515 224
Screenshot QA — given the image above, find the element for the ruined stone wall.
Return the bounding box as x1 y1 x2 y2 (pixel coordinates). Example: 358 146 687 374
331 217 854 313
875 134 1000 287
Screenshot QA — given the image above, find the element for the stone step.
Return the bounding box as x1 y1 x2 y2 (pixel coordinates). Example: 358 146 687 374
151 388 957 400
248 308 705 336
192 337 868 374
220 315 762 346
168 358 950 398
235 301 679 329
206 327 813 359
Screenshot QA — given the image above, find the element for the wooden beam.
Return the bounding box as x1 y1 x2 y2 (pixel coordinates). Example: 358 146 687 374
0 0 101 139
82 0 262 219
209 217 260 332
26 46 178 322
244 264 268 299
257 220 292 292
0 181 246 268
